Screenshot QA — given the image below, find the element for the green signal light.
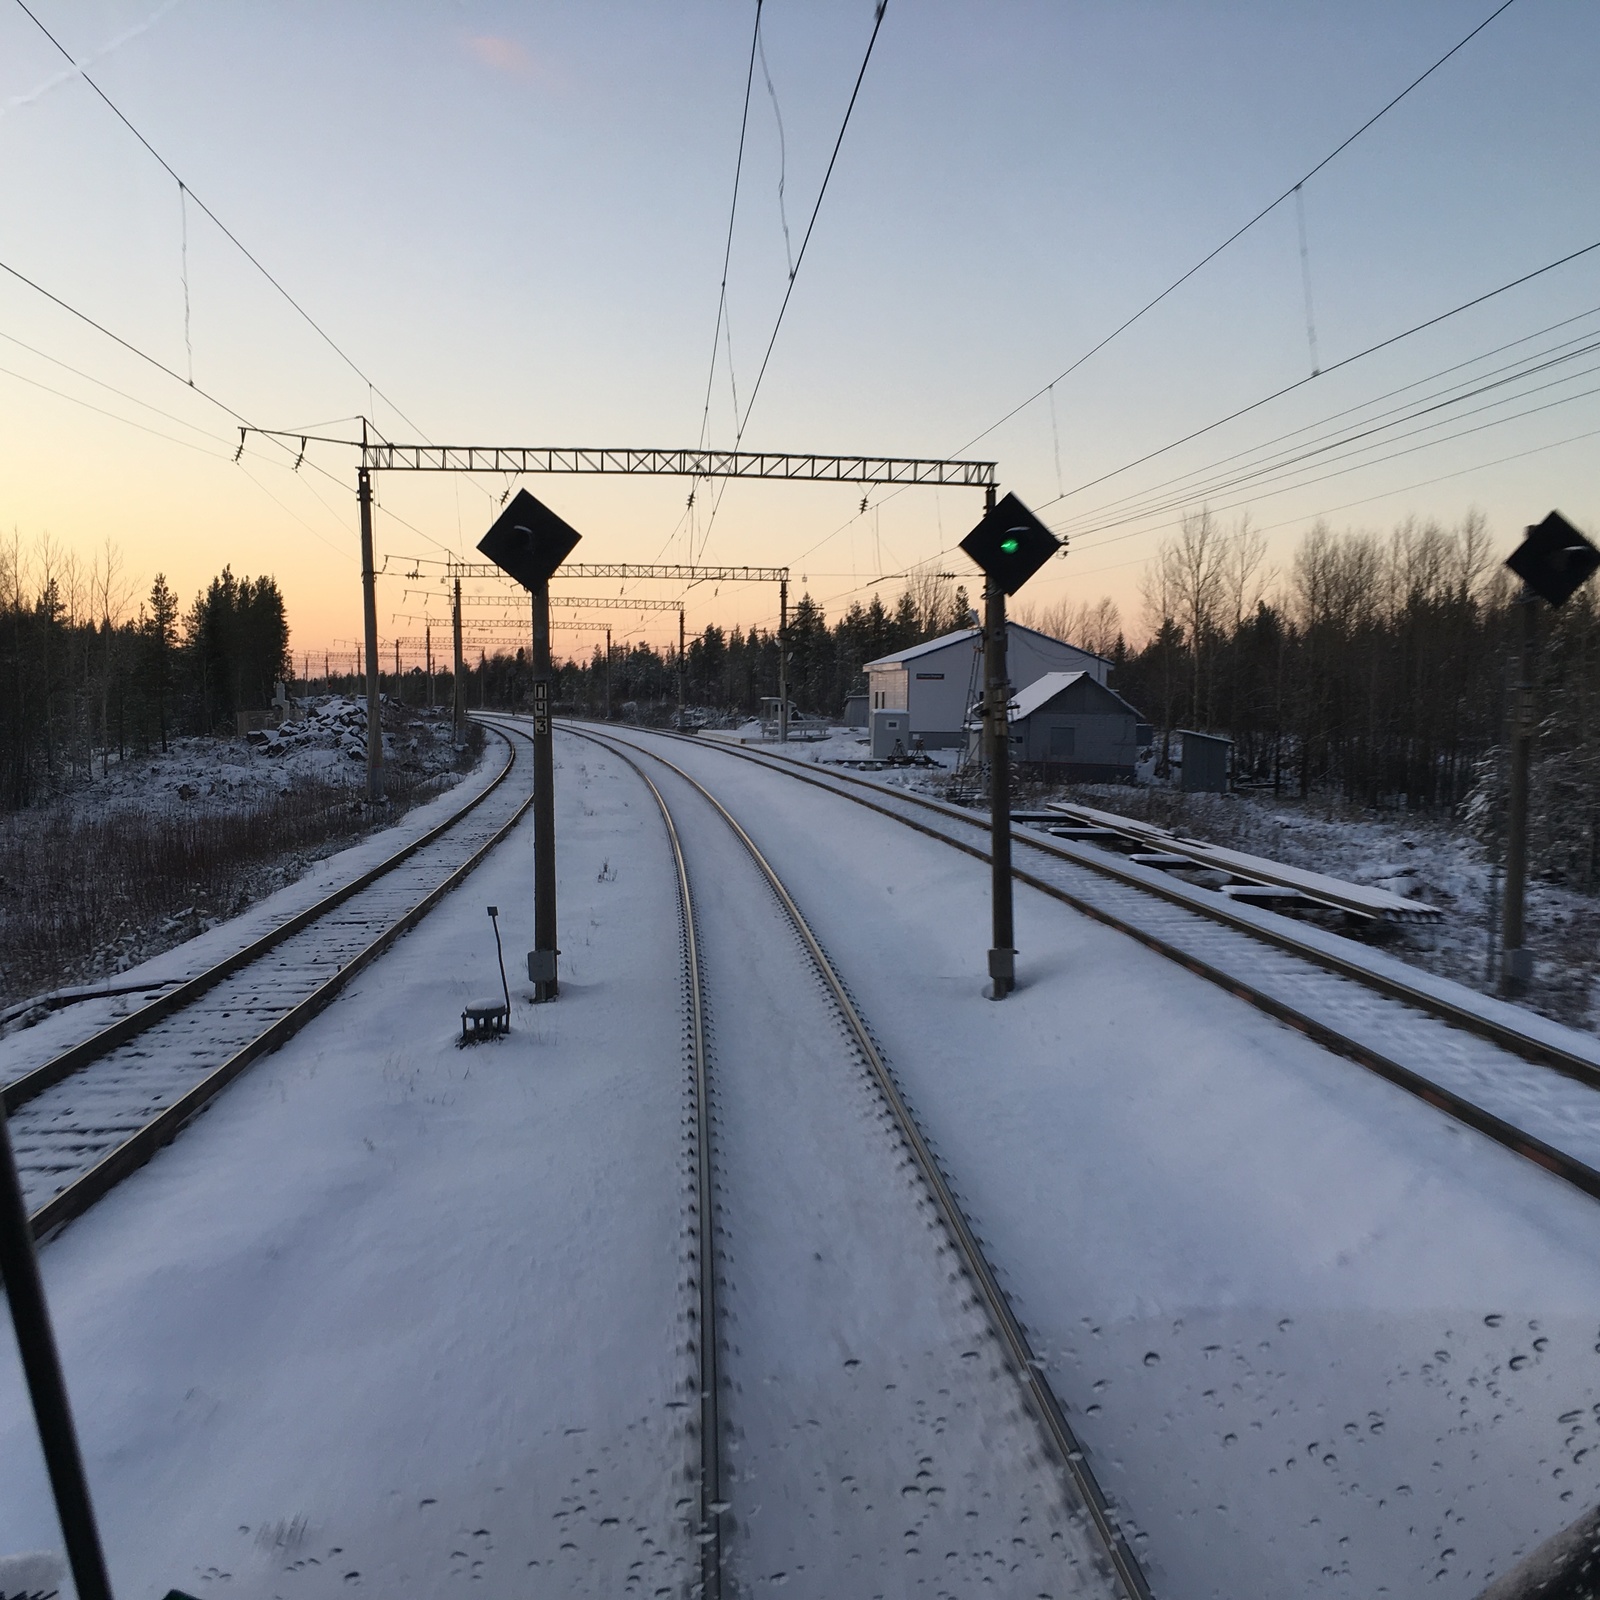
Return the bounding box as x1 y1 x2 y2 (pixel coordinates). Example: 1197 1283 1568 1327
1000 537 1020 554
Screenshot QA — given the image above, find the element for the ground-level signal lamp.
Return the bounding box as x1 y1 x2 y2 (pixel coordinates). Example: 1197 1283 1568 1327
959 491 1063 999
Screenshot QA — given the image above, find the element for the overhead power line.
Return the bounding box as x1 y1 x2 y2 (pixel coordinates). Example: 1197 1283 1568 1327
1048 236 1600 505
1064 323 1600 540
950 0 1522 459
1069 361 1600 550
1066 422 1600 580
691 0 890 570
736 0 888 444
0 254 253 427
1055 304 1600 532
0 250 458 556
13 0 432 443
696 0 763 458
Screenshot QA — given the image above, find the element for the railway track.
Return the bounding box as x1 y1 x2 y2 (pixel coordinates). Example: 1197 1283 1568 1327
563 723 1151 1600
586 722 1600 1207
4 724 537 1239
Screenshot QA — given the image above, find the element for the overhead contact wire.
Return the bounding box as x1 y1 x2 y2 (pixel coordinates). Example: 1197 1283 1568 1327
947 0 1522 459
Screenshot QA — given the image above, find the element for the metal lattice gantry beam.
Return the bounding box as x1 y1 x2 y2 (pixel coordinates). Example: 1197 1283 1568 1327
445 593 685 614
361 443 997 488
436 561 789 584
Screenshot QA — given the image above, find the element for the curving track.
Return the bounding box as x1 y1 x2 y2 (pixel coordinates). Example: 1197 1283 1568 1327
583 722 1600 1205
4 724 536 1238
561 722 1149 1600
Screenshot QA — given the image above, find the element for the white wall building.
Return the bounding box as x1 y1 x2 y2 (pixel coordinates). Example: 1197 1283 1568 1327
864 624 1110 749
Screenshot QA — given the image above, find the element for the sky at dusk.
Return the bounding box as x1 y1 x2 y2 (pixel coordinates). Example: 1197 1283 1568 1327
1 0 1598 663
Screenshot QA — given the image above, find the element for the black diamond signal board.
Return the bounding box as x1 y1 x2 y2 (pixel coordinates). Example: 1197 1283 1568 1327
477 489 582 588
1507 511 1600 607
959 492 1059 595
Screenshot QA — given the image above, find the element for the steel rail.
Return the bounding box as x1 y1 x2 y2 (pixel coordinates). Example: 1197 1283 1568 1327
602 724 1600 1206
5 731 518 1115
22 727 537 1238
565 723 1152 1600
655 731 1600 1089
557 730 723 1600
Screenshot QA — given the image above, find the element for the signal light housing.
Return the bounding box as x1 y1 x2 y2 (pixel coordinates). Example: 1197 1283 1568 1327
1506 511 1600 608
477 489 582 588
959 492 1060 595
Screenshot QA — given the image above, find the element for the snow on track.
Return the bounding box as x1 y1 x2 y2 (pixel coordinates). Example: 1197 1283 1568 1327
4 729 533 1228
1 733 700 1596
0 734 513 1092
595 723 1600 1600
654 734 1600 1187
576 728 1127 1598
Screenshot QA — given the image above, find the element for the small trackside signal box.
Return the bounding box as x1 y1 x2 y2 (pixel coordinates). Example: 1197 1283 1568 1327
871 709 911 760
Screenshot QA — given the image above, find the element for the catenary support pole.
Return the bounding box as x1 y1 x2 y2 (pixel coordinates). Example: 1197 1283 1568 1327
677 607 686 728
425 624 433 709
452 578 466 734
358 463 384 803
604 625 612 721
1502 586 1538 993
530 578 558 1001
0 1103 116 1600
778 576 789 743
981 485 1015 999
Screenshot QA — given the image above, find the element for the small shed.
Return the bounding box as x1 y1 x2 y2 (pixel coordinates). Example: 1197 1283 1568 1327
1178 729 1232 793
967 671 1144 780
843 692 868 728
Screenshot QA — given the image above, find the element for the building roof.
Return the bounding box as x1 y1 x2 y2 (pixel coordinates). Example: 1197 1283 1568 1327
864 626 981 669
1007 670 1144 722
864 622 1110 672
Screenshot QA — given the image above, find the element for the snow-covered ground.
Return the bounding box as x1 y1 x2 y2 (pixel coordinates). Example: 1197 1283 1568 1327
0 699 478 1011
626 743 1120 1595
736 724 1600 1035
4 719 1597 1598
1 734 698 1597
42 697 464 816
0 733 508 1080
600 726 1600 1599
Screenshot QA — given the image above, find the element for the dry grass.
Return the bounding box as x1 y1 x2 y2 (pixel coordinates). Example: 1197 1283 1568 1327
0 759 470 1006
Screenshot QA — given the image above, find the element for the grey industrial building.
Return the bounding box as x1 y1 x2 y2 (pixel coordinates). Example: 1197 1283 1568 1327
865 624 1110 749
965 670 1148 780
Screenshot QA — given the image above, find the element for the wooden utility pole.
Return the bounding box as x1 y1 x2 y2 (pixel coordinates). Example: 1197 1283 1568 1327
358 455 384 802
425 624 433 709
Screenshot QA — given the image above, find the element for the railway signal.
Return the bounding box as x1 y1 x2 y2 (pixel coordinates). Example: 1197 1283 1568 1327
959 492 1062 998
1500 511 1600 994
478 489 583 1001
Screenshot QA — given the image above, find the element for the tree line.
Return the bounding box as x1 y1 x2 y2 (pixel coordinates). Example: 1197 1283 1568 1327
508 505 1597 885
1107 507 1600 886
499 570 976 724
0 536 290 809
